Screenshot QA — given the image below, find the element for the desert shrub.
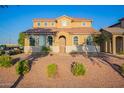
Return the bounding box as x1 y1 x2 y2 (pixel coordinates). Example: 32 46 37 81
71 62 86 76
16 60 30 75
0 55 12 67
47 64 57 78
14 49 22 54
0 50 5 55
42 46 51 53
121 64 124 74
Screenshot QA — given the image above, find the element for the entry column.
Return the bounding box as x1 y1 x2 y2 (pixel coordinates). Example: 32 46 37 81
112 35 116 55
123 36 124 52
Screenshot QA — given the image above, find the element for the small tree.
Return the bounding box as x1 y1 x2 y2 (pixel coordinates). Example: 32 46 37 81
18 32 26 46
93 32 111 45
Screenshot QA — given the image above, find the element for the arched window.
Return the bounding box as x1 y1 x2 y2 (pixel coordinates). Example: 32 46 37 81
73 36 78 45
44 22 48 26
29 36 35 46
82 22 86 26
48 36 53 46
87 35 93 45
61 20 68 26
37 22 41 27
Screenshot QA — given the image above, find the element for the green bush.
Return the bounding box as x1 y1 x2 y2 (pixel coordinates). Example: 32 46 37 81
0 55 12 67
16 60 30 75
71 62 86 76
121 64 124 74
0 50 5 56
47 64 57 78
42 46 51 53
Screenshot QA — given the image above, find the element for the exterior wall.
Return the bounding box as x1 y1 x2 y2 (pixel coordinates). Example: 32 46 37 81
121 20 124 28
24 16 96 54
54 31 90 46
33 16 92 28
33 21 56 28
24 46 59 54
56 17 72 28
66 45 100 53
72 21 91 28
24 45 100 54
24 31 99 54
24 36 30 46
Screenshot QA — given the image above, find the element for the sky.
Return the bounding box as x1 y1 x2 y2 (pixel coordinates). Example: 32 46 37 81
0 5 124 44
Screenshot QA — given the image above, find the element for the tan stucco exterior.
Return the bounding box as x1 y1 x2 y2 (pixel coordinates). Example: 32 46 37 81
33 15 92 28
24 15 99 54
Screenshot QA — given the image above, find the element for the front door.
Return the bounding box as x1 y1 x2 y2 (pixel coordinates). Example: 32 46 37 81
59 36 66 53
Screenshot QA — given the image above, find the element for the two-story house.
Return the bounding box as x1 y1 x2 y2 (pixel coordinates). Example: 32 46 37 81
23 15 100 54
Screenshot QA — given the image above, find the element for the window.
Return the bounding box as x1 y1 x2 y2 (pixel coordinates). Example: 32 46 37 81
51 22 55 26
61 20 68 26
44 22 48 26
48 36 53 46
87 35 93 45
73 36 78 45
29 36 35 46
82 22 86 26
37 22 41 27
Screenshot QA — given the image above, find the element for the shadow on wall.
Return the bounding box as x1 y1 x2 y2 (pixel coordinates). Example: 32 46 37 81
69 44 100 57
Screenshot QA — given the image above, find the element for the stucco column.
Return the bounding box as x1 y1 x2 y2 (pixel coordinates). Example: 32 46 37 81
24 36 30 46
109 40 112 53
105 41 108 52
112 35 116 55
24 36 31 54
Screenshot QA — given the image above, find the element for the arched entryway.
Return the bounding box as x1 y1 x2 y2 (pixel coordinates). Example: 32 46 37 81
59 36 66 53
116 36 123 53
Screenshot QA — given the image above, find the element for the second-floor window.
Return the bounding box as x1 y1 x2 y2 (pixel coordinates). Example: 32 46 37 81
82 22 86 26
37 22 41 27
61 20 68 26
51 22 55 26
44 22 48 26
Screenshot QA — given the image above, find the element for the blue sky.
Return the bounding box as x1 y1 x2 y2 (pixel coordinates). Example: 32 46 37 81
0 5 124 44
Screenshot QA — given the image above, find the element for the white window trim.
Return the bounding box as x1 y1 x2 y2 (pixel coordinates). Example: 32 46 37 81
72 36 79 45
44 22 48 27
82 22 86 26
37 22 41 27
61 20 68 27
47 35 54 46
51 22 55 27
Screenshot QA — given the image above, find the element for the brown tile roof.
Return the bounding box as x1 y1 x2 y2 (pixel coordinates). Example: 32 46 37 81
33 15 92 22
103 27 124 34
72 18 92 22
24 27 100 35
119 18 124 21
33 18 56 22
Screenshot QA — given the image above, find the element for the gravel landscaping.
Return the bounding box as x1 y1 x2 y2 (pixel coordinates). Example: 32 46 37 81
0 53 124 88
